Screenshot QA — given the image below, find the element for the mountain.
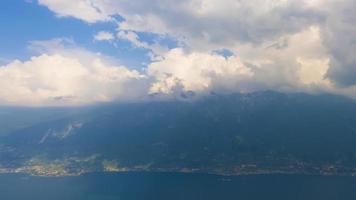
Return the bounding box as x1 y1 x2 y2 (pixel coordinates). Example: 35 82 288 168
1 91 356 176
0 107 81 136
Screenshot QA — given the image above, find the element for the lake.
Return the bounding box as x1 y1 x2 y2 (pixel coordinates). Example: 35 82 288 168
1 172 356 200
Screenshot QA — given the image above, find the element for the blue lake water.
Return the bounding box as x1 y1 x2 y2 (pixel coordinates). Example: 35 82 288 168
1 172 356 200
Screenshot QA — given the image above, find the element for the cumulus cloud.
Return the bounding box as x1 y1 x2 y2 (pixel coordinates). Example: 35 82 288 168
147 48 253 94
116 30 169 61
38 0 112 23
94 31 114 41
229 26 332 92
117 30 148 48
319 0 356 87
38 0 323 46
144 26 335 96
112 0 356 91
0 40 146 106
74 0 324 49
7 0 356 106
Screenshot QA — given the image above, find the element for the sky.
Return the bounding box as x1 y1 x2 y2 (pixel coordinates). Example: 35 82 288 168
0 0 355 106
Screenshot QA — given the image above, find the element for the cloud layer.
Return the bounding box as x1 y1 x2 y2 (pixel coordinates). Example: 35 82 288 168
0 41 145 106
0 0 355 106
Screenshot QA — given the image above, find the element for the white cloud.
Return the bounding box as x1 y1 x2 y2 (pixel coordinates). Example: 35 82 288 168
111 0 323 51
110 0 356 89
0 42 146 106
297 57 330 86
94 31 114 41
147 48 254 94
38 0 112 23
228 26 332 92
0 33 352 106
117 30 147 48
319 0 356 87
8 0 356 105
116 30 169 61
38 0 323 48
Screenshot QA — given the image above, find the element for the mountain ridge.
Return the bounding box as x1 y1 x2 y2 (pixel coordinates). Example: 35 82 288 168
1 91 356 176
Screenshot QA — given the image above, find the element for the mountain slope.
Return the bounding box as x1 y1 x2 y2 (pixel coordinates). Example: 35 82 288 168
1 91 356 176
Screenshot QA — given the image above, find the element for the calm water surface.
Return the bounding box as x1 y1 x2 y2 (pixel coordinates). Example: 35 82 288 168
1 172 356 200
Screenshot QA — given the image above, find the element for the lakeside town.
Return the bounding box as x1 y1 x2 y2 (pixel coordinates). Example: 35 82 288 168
2 156 356 177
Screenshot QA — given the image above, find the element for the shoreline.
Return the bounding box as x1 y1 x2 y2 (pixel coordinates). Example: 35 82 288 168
1 168 356 178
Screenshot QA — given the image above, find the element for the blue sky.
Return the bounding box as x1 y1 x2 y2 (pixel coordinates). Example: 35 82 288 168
0 0 166 69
